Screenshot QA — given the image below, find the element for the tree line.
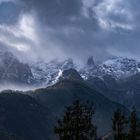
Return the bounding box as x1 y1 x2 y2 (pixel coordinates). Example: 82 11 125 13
112 108 140 140
54 99 140 140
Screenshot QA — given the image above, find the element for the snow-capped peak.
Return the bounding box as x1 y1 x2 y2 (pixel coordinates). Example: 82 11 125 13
100 57 140 78
30 58 76 86
2 52 139 88
81 57 140 80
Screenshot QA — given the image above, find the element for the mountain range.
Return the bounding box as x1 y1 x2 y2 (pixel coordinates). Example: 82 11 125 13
0 69 128 140
1 50 140 86
1 50 140 139
1 50 140 109
1 50 140 108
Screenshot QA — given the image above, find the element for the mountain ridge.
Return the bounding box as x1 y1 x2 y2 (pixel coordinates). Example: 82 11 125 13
1 50 140 88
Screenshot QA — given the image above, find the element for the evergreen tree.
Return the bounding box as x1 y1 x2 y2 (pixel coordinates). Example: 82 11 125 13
54 99 97 140
128 107 140 140
112 109 127 140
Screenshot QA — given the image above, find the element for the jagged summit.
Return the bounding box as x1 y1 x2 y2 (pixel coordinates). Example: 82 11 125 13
0 51 33 85
87 56 95 68
98 57 140 78
81 56 140 80
59 69 83 81
30 58 76 86
1 51 140 88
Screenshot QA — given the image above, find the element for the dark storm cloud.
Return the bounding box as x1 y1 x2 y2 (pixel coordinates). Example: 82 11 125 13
1 0 140 64
20 0 99 32
21 0 82 26
81 0 140 60
0 1 21 25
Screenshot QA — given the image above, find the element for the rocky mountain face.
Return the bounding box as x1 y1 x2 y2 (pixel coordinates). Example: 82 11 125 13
30 56 140 87
30 58 75 86
59 68 83 81
0 51 77 87
0 51 33 85
80 57 140 110
81 56 140 80
1 50 140 88
83 57 140 110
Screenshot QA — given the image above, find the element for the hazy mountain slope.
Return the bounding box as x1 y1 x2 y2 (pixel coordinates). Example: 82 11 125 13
0 51 33 85
119 73 140 109
0 91 52 140
0 130 24 140
86 72 140 111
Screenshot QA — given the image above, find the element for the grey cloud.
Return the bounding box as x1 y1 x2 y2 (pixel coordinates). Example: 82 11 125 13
20 0 100 31
0 1 21 25
0 0 140 64
21 0 82 26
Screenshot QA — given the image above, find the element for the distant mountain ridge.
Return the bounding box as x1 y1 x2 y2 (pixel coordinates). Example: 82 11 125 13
0 50 137 139
30 56 140 86
81 56 140 80
1 50 140 88
1 50 140 110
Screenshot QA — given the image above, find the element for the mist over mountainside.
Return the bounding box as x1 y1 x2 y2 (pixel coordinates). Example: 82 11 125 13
1 50 140 108
30 58 76 86
1 50 140 88
0 51 33 85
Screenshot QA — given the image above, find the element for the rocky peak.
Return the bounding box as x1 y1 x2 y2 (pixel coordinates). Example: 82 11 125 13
61 58 75 70
87 56 95 68
0 51 33 84
80 56 140 80
60 69 83 81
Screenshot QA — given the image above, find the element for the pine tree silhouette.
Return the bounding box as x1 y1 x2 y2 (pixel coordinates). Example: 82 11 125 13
112 109 127 140
128 107 140 140
54 99 97 140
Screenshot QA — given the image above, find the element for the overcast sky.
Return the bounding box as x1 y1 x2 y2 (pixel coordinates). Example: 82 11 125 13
0 0 140 64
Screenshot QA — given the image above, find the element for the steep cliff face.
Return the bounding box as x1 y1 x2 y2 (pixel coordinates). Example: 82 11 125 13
0 51 33 85
30 58 75 86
